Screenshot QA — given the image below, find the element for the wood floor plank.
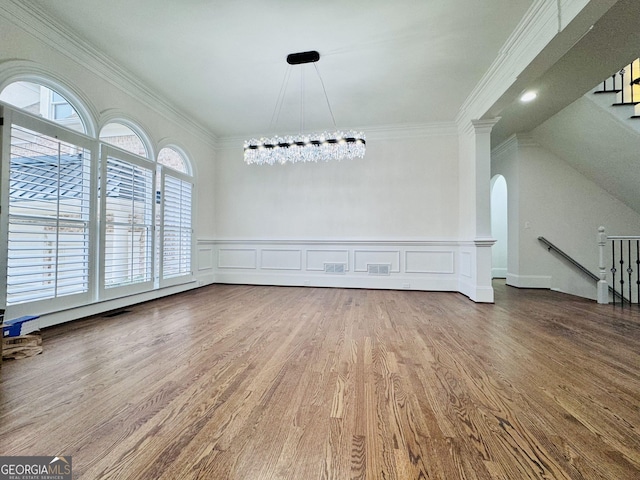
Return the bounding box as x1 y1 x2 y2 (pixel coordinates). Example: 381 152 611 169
1 282 639 479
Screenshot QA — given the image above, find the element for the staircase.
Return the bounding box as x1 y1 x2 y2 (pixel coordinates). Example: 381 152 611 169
597 227 640 306
591 58 640 132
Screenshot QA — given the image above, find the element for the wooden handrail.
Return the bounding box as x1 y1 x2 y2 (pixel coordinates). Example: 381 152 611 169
538 236 625 304
538 236 598 281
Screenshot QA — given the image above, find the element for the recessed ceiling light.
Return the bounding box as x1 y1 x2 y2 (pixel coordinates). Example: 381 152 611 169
520 90 537 103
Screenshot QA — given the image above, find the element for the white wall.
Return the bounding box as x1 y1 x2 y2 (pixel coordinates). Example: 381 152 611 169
493 134 640 299
214 130 460 240
210 128 474 293
534 93 640 213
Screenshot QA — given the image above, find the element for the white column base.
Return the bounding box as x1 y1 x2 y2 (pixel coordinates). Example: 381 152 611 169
458 238 497 303
597 280 609 304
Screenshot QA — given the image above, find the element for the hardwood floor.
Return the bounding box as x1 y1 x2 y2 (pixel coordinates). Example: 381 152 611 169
1 282 639 479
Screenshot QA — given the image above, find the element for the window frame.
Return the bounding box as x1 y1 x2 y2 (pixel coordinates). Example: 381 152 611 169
0 83 198 318
0 105 99 317
99 119 153 160
158 166 194 288
99 143 156 300
0 77 96 136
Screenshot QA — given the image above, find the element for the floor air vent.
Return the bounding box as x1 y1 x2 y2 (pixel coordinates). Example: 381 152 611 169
103 309 132 318
324 263 346 274
368 264 391 276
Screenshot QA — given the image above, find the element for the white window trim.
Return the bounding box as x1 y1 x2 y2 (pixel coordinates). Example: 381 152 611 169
99 143 156 301
159 167 194 288
0 107 99 318
0 103 197 319
0 73 97 137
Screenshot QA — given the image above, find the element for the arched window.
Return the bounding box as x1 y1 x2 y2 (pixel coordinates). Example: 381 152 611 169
3 110 93 311
99 122 148 158
0 81 88 134
0 73 197 318
158 146 189 174
157 147 193 285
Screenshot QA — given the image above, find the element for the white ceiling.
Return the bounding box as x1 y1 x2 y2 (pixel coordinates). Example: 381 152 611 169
29 0 533 138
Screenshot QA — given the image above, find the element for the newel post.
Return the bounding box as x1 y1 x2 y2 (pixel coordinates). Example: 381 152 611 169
597 226 609 304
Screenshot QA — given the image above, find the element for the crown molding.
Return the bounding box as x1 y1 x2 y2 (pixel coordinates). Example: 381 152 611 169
491 132 539 159
559 0 599 31
513 132 538 148
0 0 218 149
491 134 519 158
361 122 459 141
455 0 563 127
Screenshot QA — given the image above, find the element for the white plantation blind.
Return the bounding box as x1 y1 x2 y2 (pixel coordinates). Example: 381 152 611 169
7 124 91 305
102 152 154 289
162 173 192 280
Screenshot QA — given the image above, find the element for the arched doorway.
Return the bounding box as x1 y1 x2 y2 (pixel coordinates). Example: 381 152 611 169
491 175 508 278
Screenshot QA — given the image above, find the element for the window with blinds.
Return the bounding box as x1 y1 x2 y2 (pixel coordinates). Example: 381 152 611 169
7 124 91 305
2 103 196 316
102 150 154 290
161 173 192 281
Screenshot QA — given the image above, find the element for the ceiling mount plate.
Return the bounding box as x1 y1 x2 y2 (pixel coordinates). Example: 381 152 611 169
286 50 320 65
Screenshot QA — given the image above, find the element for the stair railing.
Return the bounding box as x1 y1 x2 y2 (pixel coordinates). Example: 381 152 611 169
537 235 624 305
597 226 640 306
594 59 640 106
538 236 599 282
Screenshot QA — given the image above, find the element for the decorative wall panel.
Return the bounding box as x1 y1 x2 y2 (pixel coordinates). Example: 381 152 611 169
218 248 257 269
354 250 401 273
261 249 302 270
405 251 454 274
306 250 350 271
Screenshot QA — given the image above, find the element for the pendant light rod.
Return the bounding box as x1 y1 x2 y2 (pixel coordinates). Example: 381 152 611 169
300 65 304 133
313 62 337 129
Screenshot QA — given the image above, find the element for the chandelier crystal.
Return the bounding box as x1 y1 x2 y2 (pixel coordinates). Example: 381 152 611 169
244 50 366 166
244 130 366 165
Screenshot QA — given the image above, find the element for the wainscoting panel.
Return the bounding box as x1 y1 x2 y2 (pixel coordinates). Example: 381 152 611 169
405 251 455 274
218 248 258 269
306 250 350 271
210 240 485 296
196 239 216 286
261 249 302 271
197 247 214 271
354 250 401 273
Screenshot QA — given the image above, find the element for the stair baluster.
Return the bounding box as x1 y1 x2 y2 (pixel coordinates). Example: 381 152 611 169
611 240 616 306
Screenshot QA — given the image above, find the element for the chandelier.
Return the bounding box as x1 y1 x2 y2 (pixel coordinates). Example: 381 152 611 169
244 50 366 165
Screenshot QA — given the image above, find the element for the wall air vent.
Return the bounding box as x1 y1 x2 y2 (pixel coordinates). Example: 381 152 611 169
367 264 391 276
324 263 346 274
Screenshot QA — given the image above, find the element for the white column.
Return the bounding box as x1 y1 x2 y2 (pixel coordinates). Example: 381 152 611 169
458 118 499 303
597 226 609 304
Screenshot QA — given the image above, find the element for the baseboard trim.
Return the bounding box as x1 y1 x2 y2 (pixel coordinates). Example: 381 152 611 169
37 281 198 329
492 267 507 278
214 272 459 293
506 273 552 289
